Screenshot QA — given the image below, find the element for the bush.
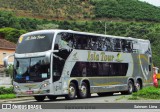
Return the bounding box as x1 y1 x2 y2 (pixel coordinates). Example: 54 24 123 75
0 86 14 95
132 86 160 99
0 27 26 43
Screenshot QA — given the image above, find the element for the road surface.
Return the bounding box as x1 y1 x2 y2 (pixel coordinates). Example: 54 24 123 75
2 93 130 103
1 93 160 112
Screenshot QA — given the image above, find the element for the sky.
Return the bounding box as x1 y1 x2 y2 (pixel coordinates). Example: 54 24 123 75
139 0 160 7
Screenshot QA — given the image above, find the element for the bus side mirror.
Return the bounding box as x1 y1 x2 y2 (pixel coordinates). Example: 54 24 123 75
3 54 14 68
45 50 59 64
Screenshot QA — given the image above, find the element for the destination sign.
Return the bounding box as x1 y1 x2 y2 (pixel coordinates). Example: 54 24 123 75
25 35 46 40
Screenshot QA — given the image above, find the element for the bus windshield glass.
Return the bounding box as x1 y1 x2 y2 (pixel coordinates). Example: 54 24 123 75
13 57 50 83
16 32 54 54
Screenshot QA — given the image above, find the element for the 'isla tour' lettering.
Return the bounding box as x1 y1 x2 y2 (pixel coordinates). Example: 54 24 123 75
87 51 114 62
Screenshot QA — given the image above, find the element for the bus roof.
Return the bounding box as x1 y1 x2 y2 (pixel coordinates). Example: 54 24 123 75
23 29 149 42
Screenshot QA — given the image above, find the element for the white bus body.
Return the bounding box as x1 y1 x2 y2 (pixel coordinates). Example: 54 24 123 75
5 30 153 101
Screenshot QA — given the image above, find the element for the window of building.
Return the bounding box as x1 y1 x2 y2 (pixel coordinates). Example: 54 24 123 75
3 53 6 57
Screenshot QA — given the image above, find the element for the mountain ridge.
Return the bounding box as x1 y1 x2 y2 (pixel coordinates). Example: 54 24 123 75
0 0 160 22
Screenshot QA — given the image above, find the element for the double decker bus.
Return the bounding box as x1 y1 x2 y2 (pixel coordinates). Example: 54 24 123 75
4 30 153 101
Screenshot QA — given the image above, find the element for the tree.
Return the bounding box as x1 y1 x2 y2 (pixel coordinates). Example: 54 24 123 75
0 27 26 43
37 23 59 30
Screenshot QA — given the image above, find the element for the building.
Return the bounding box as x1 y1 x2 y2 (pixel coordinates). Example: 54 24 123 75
0 35 16 67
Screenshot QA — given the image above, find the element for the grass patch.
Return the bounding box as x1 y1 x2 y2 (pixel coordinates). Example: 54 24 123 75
0 94 16 99
128 96 139 100
131 86 160 99
116 96 126 101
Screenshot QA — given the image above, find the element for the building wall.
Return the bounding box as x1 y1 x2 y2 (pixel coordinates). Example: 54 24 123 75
0 48 15 65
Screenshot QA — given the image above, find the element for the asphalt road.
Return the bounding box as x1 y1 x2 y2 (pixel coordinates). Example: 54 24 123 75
2 93 160 103
3 93 129 103
1 93 160 112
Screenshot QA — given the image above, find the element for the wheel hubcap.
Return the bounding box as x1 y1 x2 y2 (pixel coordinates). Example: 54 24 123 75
69 86 75 97
136 83 140 91
81 85 87 96
129 83 133 93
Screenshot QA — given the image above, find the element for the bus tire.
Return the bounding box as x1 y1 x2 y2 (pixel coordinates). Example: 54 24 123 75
121 80 134 95
77 82 89 99
135 80 142 92
65 82 77 100
47 95 57 101
34 95 45 102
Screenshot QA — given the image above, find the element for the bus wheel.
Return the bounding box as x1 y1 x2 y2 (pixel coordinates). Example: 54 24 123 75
78 82 89 99
47 95 57 101
135 80 142 92
121 80 134 95
34 95 46 102
128 80 134 94
65 82 77 100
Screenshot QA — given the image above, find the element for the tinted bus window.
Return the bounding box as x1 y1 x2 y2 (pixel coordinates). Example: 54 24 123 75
71 62 128 77
16 33 54 54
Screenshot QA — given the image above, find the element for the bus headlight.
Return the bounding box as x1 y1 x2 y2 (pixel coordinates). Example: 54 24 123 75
40 82 50 89
14 85 20 90
43 83 48 87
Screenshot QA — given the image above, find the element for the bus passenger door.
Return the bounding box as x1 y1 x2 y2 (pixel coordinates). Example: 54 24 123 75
52 54 64 95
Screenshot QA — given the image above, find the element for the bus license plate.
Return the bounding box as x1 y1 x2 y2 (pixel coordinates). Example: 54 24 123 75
26 90 33 94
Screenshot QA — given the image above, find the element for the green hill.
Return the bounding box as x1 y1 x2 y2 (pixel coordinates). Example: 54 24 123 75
0 0 160 22
91 0 160 22
0 0 94 20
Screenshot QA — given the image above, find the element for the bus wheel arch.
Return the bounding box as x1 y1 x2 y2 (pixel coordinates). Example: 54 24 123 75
65 80 78 100
78 80 91 98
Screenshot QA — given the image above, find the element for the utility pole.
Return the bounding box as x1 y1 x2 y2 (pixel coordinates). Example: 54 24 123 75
105 22 106 35
99 20 107 35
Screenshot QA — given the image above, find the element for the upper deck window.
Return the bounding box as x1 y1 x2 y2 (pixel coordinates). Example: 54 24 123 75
55 32 113 51
16 32 54 54
54 32 145 54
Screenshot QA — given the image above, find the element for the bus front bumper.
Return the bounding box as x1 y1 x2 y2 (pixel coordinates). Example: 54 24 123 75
15 89 51 96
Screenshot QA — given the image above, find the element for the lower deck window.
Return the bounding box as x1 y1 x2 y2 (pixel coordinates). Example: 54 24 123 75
71 62 128 77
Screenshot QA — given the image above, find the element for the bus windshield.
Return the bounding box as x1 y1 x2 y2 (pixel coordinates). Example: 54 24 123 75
16 32 54 54
13 57 50 83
